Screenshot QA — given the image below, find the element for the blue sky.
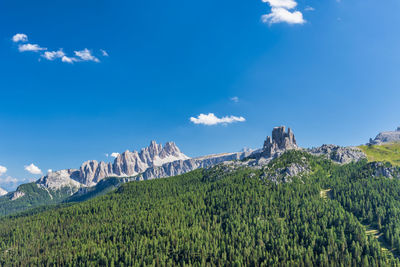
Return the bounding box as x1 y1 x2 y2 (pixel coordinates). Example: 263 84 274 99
1 0 400 191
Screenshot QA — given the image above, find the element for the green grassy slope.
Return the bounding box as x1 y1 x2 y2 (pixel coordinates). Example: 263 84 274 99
359 142 400 166
0 151 398 266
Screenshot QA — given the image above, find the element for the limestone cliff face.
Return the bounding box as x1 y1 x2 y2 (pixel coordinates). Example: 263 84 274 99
262 126 298 158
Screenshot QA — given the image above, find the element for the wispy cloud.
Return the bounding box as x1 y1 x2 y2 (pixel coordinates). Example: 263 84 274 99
304 6 315 11
12 33 106 64
12 33 28 43
261 0 305 25
0 176 34 192
74 49 100 63
0 176 18 185
24 163 42 175
190 113 246 126
42 50 65 60
100 49 109 57
18 44 47 52
0 166 7 176
61 56 78 63
230 96 239 103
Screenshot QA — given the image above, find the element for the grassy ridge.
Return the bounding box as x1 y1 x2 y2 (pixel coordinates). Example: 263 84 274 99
359 142 400 166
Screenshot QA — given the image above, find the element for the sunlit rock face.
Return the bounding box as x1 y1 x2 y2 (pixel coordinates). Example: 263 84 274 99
369 127 400 145
262 126 298 158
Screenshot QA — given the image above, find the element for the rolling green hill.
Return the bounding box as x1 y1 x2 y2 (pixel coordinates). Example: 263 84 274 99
1 150 400 265
359 142 400 166
0 182 73 217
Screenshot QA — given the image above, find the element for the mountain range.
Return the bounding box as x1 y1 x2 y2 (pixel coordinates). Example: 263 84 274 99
0 125 399 217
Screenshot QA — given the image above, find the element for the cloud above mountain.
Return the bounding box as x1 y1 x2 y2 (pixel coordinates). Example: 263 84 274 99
261 0 305 25
24 163 42 175
190 113 246 126
12 33 106 64
0 166 7 176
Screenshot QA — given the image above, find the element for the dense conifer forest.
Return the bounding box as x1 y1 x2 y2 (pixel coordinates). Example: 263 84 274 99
0 151 400 266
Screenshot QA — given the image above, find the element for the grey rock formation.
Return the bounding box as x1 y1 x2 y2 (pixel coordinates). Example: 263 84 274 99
0 187 7 196
261 162 310 184
37 169 82 190
262 126 298 158
368 162 400 179
369 127 400 145
308 144 366 164
10 191 25 201
137 151 252 180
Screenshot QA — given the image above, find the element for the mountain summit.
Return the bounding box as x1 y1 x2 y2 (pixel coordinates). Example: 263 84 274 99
262 126 298 158
369 126 400 145
38 141 189 189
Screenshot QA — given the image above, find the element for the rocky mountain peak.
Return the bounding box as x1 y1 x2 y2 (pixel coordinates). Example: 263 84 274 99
38 141 190 189
262 126 298 158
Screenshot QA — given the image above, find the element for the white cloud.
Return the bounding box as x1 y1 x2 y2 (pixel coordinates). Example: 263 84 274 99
11 34 102 64
190 113 246 126
61 56 78 63
111 152 120 158
0 176 18 185
261 0 305 25
74 49 100 62
262 7 305 25
262 0 297 9
24 163 42 175
304 6 315 11
42 50 65 60
0 166 7 176
18 44 47 52
12 33 28 43
230 96 239 103
100 49 109 56
47 169 53 174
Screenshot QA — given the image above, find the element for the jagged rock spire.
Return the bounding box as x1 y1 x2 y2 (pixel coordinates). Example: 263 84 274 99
262 126 298 158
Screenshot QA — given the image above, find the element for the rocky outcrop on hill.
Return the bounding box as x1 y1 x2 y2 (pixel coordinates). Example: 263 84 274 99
368 162 400 179
308 144 366 164
260 155 310 184
10 191 25 201
369 127 400 145
262 126 298 158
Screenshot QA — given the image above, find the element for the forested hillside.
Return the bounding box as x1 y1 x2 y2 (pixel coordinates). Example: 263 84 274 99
0 151 400 266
